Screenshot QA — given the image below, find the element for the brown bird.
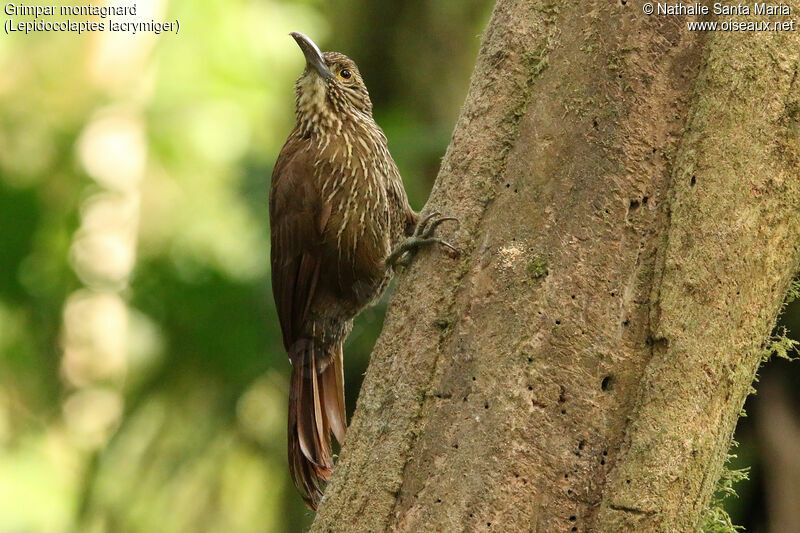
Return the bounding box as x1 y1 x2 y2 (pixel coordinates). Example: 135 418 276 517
270 32 456 510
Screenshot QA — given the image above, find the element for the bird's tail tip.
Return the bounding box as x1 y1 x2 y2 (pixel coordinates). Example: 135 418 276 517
287 339 347 510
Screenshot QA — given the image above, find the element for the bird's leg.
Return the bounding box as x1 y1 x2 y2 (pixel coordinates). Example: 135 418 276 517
386 212 459 268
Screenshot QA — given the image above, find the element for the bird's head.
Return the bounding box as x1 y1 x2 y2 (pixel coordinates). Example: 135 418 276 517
290 32 374 133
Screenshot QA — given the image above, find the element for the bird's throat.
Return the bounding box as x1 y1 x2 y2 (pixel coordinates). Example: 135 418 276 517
296 75 341 135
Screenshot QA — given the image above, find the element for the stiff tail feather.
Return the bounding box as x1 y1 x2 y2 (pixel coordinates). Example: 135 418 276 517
287 339 346 510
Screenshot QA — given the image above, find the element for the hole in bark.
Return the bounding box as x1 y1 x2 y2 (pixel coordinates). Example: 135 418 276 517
642 196 649 204
487 523 492 527
578 440 585 450
484 402 489 409
603 450 608 456
514 188 518 193
690 175 696 186
602 376 613 391
564 473 569 479
592 119 598 129
610 291 615 297
555 319 561 325
601 459 606 465
527 357 533 363
622 319 630 327
626 479 631 484
453 443 459 449
561 409 567 414
568 489 574 495
527 385 533 391
505 183 510 188
571 295 575 299
620 0 627 5
629 199 640 210
652 147 657 153
436 498 441 503
572 528 577 532
472 376 476 381
618 73 623 79
570 516 576 521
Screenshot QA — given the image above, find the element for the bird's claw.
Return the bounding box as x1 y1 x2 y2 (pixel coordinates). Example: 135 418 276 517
386 212 459 269
415 212 459 240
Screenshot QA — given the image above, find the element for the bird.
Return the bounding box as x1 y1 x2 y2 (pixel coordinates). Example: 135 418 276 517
270 32 457 510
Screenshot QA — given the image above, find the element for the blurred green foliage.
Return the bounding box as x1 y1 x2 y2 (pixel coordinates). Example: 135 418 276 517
0 0 491 531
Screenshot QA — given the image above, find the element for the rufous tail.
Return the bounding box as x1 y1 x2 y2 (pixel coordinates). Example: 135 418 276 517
287 338 346 510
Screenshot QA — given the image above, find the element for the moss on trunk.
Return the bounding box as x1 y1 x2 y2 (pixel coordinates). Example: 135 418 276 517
312 1 800 531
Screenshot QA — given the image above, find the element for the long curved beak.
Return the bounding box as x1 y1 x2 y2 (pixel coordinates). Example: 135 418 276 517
290 32 333 80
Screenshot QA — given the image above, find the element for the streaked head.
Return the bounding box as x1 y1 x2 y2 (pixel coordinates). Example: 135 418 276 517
290 32 373 131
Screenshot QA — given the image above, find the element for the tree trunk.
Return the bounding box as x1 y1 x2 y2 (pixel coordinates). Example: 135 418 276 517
311 1 800 531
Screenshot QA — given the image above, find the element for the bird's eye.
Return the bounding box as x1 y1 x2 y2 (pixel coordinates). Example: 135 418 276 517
339 69 352 80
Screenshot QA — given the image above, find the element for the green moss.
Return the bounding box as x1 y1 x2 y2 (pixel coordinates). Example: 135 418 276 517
433 317 452 331
762 326 799 361
705 280 800 530
785 277 800 304
637 266 653 285
535 2 560 20
527 257 549 279
701 452 749 533
489 39 551 190
501 42 549 148
524 43 550 81
415 388 427 406
783 101 800 124
761 281 800 361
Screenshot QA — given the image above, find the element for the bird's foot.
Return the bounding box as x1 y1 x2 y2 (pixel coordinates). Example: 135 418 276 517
386 212 459 268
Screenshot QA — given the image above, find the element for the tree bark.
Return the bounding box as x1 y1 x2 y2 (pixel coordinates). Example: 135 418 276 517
311 1 800 532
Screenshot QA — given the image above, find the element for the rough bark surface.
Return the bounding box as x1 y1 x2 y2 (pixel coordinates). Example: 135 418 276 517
311 1 800 532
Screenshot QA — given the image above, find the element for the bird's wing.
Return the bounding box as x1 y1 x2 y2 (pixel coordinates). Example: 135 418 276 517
269 136 330 350
272 136 344 510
